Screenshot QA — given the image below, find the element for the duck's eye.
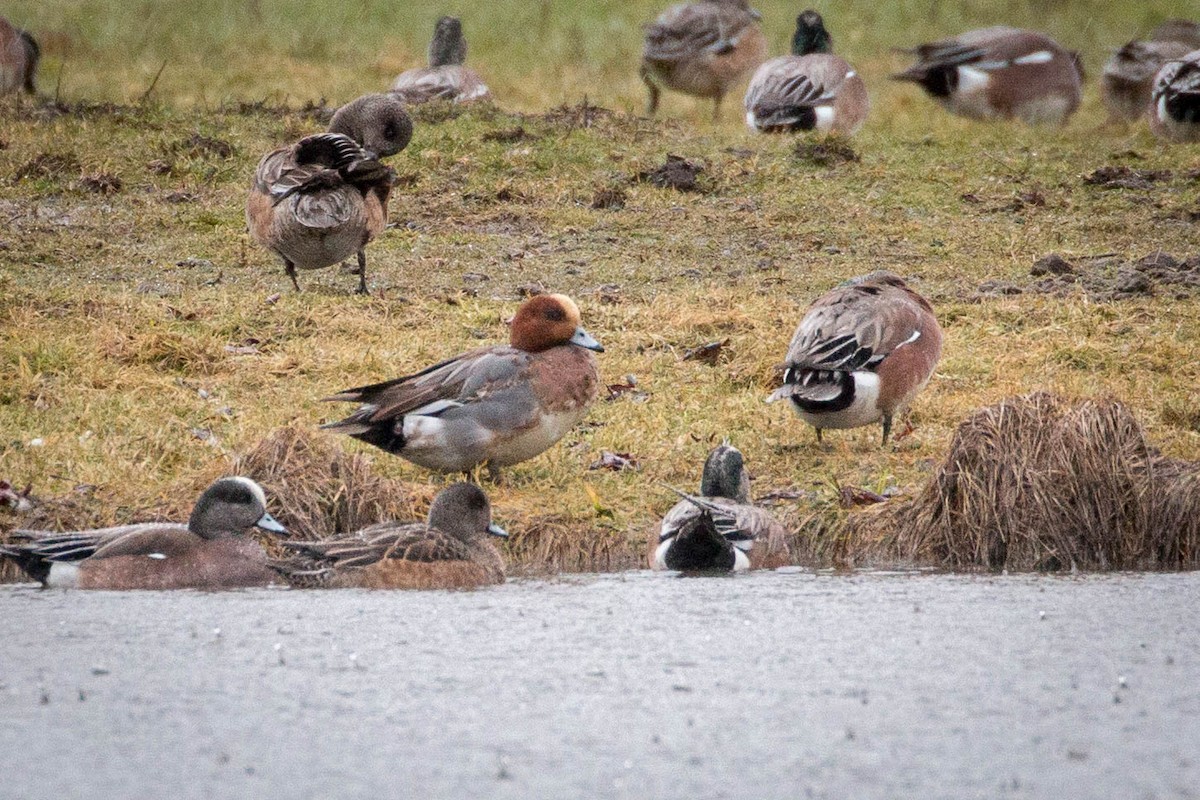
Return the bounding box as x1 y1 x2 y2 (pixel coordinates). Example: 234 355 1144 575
384 123 397 139
544 306 566 322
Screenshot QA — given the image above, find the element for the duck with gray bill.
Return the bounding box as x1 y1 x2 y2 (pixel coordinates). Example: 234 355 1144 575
246 93 412 294
269 482 507 589
1 477 288 589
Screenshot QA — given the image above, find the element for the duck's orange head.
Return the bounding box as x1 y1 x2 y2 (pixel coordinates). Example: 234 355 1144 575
509 294 604 354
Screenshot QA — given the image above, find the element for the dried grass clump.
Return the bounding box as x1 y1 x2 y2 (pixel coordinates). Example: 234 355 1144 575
504 516 643 576
232 424 422 541
840 392 1200 571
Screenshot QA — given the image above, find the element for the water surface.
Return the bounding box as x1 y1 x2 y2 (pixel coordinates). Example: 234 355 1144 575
1 570 1196 799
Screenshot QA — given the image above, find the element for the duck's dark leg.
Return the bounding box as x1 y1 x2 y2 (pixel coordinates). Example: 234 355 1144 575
355 249 368 295
882 414 893 446
641 67 660 117
284 259 301 292
486 461 504 484
712 93 723 123
815 427 823 445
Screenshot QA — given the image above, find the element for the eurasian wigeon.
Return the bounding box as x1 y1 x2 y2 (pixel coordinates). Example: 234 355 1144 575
389 17 491 105
0 477 288 589
0 16 38 95
270 482 506 589
768 271 943 445
640 0 767 120
652 444 789 571
743 10 868 135
1150 48 1200 142
892 27 1083 125
322 293 604 478
246 93 412 294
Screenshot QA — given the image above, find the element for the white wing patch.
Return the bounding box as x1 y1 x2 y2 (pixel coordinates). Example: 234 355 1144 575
1013 50 1054 66
147 553 168 560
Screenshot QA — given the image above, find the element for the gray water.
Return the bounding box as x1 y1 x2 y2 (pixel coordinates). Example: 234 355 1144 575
1 570 1196 800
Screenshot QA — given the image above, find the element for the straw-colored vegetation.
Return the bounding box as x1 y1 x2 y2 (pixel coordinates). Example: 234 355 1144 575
1 1 1198 577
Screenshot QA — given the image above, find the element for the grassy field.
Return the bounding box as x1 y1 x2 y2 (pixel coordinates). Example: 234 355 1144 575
1 0 1198 575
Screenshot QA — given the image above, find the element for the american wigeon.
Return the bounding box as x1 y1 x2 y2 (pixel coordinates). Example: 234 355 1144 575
323 293 603 478
246 93 412 294
652 444 789 571
1150 48 1200 142
270 482 506 589
743 10 868 135
1150 19 1200 49
0 477 287 589
641 0 768 120
892 27 1082 125
390 17 491 105
0 16 38 95
768 271 943 445
1102 38 1196 123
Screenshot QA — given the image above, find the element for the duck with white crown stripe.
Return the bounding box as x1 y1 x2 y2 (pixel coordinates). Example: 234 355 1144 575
0 477 288 589
743 9 868 135
652 444 789 572
768 272 942 445
891 26 1082 125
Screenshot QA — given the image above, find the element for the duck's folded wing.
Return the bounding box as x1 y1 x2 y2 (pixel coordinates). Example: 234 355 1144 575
9 524 182 562
644 4 754 61
89 527 195 560
747 65 832 113
393 69 463 103
782 287 926 373
284 528 473 568
323 347 533 424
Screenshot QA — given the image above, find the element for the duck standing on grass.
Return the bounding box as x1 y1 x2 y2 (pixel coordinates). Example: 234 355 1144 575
891 27 1082 125
269 483 506 589
322 293 603 479
0 478 288 589
246 93 412 294
743 9 868 135
1150 49 1200 142
640 0 767 120
653 443 789 572
390 16 491 105
768 272 942 445
0 16 37 95
1101 37 1195 123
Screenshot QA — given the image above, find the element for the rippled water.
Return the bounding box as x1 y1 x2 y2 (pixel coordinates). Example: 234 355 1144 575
1 570 1196 799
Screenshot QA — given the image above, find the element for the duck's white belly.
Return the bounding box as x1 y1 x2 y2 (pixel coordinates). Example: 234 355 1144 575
489 409 586 466
791 372 882 430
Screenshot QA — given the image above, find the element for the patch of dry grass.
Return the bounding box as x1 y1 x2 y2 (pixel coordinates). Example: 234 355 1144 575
2 1 1199 578
839 393 1200 570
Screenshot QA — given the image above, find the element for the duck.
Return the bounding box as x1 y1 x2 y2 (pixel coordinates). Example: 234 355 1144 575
767 271 943 445
269 482 506 589
891 26 1083 125
0 16 38 95
246 93 412 294
390 17 490 105
1149 19 1200 49
743 9 868 135
652 443 789 571
641 0 768 120
322 293 604 478
1102 39 1196 122
1150 48 1200 142
0 477 288 589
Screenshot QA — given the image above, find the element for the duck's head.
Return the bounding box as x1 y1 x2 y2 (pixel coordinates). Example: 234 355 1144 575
509 293 604 354
189 477 288 539
792 10 832 56
700 443 751 503
329 94 413 160
429 16 468 67
428 482 507 541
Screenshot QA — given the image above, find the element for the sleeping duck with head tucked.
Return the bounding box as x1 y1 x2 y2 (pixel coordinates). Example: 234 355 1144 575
322 293 604 479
